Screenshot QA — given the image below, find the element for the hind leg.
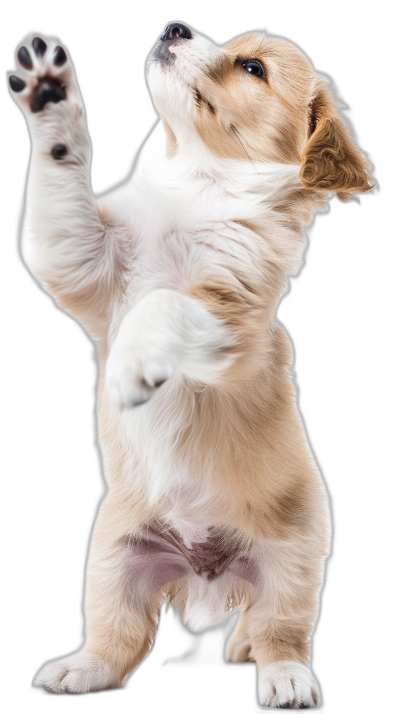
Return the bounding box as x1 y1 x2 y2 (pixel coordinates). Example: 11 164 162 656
245 539 325 708
225 610 252 663
33 497 165 693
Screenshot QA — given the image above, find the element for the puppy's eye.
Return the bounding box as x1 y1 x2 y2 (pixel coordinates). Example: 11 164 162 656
242 60 265 79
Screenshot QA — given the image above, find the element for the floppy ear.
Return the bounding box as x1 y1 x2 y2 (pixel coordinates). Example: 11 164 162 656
300 88 374 200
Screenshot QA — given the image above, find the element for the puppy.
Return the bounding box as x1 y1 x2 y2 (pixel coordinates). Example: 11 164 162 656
8 22 373 708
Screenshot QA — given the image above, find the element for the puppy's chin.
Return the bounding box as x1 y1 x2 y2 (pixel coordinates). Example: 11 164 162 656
146 60 195 134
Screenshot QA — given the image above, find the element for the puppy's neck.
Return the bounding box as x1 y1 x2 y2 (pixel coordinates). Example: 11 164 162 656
136 120 307 223
132 123 325 280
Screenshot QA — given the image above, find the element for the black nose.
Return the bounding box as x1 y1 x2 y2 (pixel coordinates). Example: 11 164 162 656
161 23 192 41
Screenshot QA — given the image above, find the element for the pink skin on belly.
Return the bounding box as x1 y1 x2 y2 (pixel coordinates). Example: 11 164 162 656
123 523 259 599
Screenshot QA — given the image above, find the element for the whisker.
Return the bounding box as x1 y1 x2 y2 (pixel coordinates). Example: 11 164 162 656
230 124 265 183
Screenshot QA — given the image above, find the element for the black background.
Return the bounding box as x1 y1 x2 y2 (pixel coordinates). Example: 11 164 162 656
2 3 385 714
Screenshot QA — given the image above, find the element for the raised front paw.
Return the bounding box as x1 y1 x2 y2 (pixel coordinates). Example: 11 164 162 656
9 37 69 112
258 662 320 709
8 35 87 158
33 651 118 694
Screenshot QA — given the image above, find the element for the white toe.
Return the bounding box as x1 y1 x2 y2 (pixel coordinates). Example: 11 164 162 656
258 661 320 708
33 651 117 694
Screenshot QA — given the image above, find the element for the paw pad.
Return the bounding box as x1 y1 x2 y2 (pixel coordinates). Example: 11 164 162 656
51 143 68 160
54 46 67 66
32 36 47 57
9 75 26 92
9 36 69 113
30 80 66 113
17 46 33 70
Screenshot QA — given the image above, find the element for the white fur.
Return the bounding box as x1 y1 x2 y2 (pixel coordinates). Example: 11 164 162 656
106 288 235 409
33 651 117 693
258 661 320 708
146 30 223 148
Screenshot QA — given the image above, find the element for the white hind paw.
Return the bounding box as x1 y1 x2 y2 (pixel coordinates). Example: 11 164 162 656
33 651 118 694
258 661 320 708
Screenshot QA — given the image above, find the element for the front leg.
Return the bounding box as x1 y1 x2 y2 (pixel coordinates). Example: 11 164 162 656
8 36 125 331
106 289 236 408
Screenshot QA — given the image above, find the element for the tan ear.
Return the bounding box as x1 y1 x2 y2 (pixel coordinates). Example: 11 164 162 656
300 89 374 200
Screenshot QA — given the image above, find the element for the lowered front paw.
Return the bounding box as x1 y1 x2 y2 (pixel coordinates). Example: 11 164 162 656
33 651 118 694
258 661 320 709
105 293 187 409
105 288 234 409
106 342 177 409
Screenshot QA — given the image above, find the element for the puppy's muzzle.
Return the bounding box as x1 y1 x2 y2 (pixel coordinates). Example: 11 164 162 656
153 22 192 65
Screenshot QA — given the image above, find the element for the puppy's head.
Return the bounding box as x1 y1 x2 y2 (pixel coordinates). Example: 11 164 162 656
147 23 373 199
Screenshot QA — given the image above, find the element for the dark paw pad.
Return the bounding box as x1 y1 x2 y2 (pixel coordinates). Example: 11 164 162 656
18 46 33 70
51 143 68 160
30 79 66 113
32 37 47 57
54 46 67 66
9 75 26 92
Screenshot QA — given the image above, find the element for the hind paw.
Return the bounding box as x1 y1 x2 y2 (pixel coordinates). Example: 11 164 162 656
258 662 320 709
33 651 118 694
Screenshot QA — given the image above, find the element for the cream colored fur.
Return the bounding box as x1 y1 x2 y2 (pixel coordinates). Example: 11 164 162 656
8 24 373 707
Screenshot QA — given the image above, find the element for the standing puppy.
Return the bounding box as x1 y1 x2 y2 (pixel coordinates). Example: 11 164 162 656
9 23 373 708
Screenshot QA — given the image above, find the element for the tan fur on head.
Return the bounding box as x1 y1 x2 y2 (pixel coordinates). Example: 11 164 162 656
193 34 316 165
155 31 374 200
